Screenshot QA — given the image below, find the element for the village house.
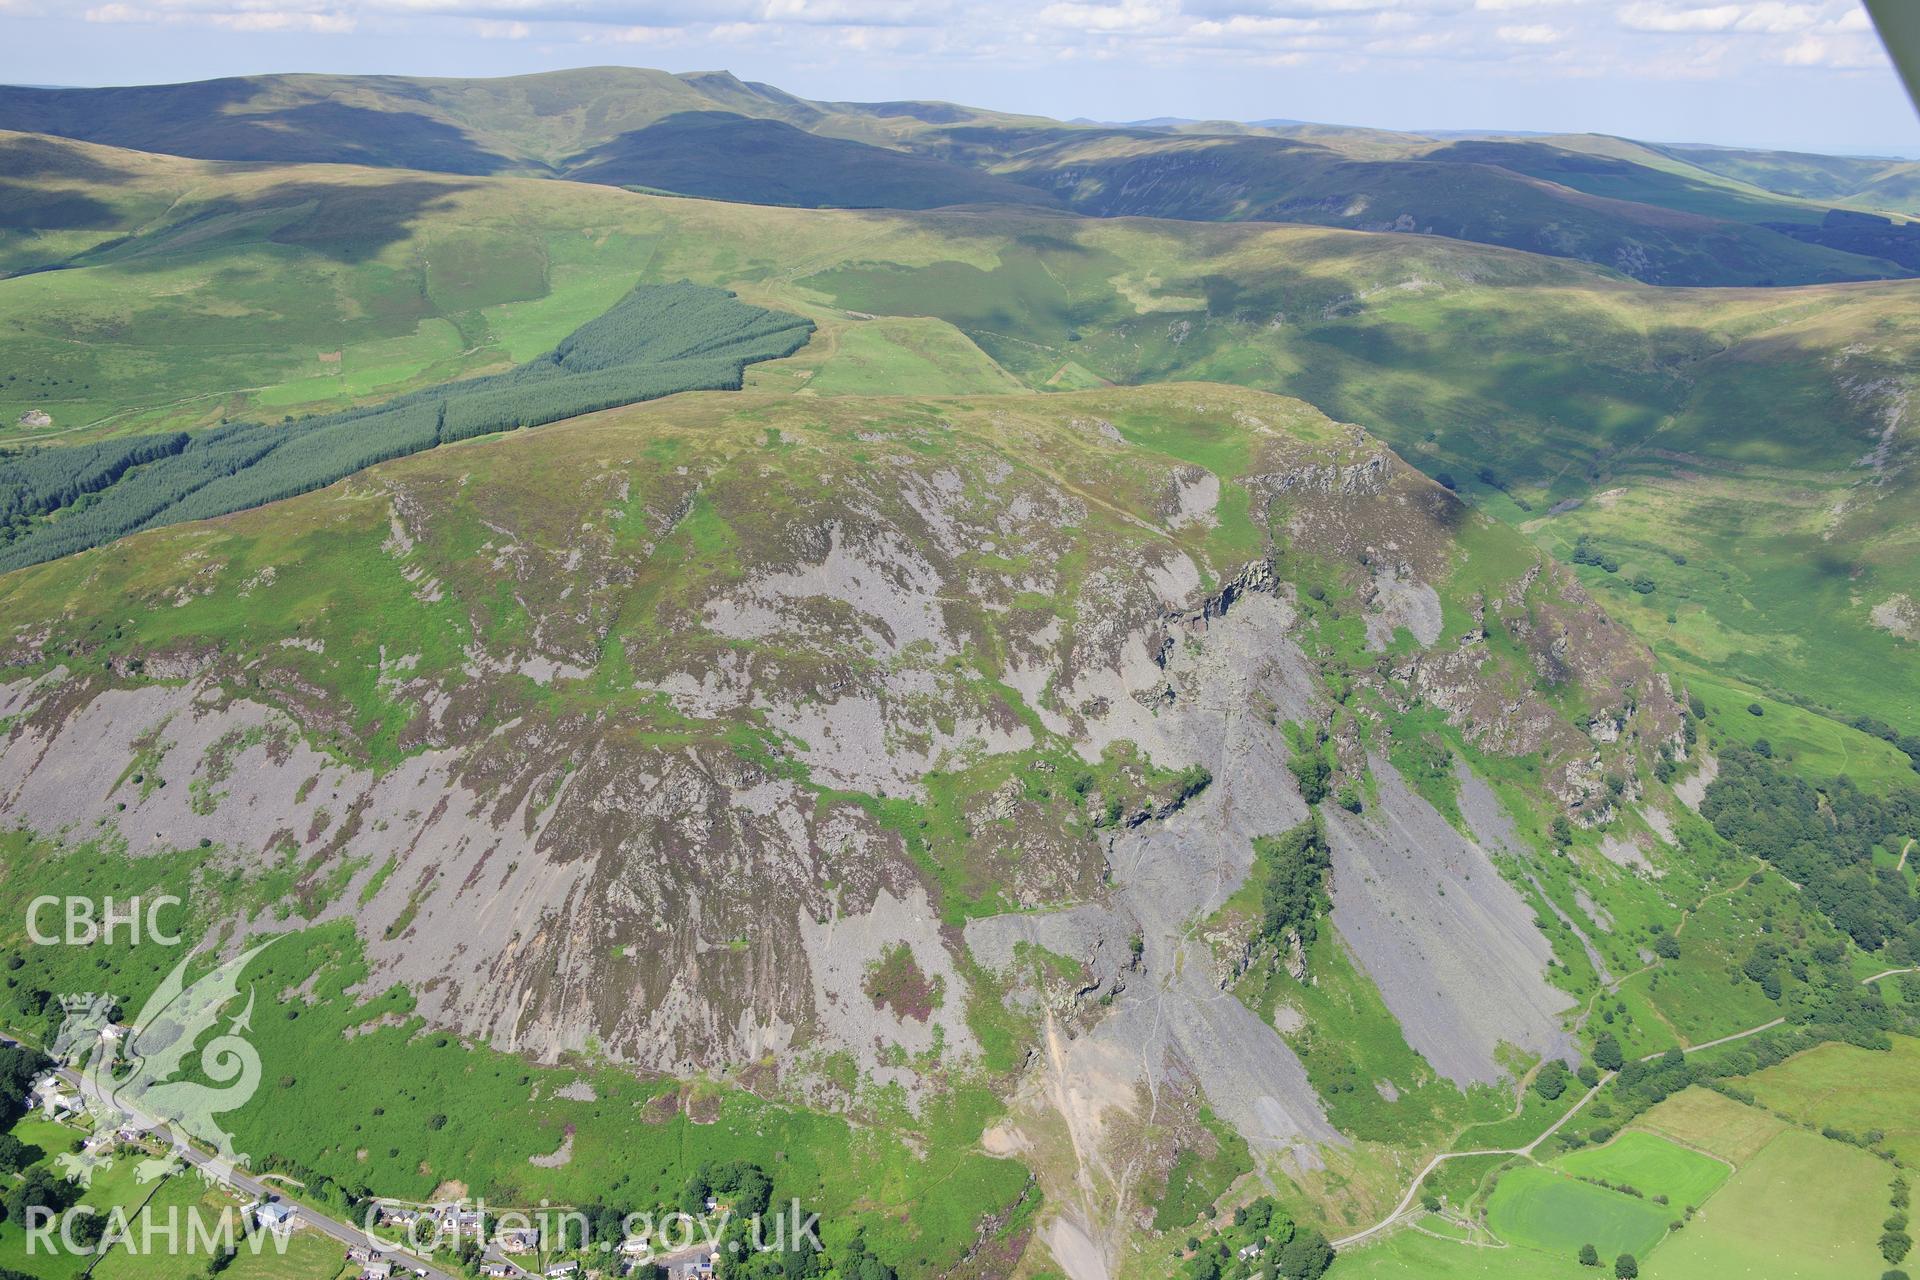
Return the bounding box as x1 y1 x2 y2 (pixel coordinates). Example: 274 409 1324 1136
665 1255 717 1280
544 1261 579 1279
362 1259 394 1280
497 1228 538 1253
438 1206 486 1234
247 1201 297 1236
31 1077 80 1118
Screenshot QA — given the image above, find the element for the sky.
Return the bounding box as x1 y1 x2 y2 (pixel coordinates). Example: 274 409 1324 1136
3 0 1918 156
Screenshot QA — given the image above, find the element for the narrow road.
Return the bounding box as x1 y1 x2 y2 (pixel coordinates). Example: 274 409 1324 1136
4 1035 459 1280
1673 1017 1784 1054
1330 1013 1785 1250
1330 1074 1610 1250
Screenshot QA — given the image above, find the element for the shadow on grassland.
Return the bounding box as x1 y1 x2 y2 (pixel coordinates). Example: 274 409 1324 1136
65 178 481 267
0 80 515 175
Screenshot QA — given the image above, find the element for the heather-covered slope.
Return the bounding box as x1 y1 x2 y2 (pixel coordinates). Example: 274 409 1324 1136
0 384 1687 1272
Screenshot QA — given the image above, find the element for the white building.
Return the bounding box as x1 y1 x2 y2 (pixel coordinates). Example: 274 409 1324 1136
250 1202 297 1236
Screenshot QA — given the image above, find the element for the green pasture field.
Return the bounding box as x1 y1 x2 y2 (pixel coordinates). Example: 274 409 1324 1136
214 1223 350 1280
1737 1034 1920 1162
1641 1128 1892 1280
1326 1226 1590 1280
1482 1164 1672 1260
0 1123 171 1280
0 1109 349 1280
89 1178 349 1280
1635 1086 1786 1164
1681 671 1915 789
1551 1131 1730 1211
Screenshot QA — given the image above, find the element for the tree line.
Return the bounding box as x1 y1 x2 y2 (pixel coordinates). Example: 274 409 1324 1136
0 284 813 572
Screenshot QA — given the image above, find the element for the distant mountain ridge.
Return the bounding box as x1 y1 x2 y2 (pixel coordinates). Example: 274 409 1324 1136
1 66 1917 285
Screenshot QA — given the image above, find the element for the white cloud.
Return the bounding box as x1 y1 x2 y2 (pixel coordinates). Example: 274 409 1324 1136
1035 0 1170 31
592 22 683 42
211 9 355 30
1728 2 1822 33
1495 22 1561 43
1779 31 1888 68
474 18 530 37
1185 0 1390 13
1619 3 1742 32
1190 13 1325 36
1360 28 1460 55
82 0 354 30
1779 32 1823 62
1619 1 1829 34
759 0 944 25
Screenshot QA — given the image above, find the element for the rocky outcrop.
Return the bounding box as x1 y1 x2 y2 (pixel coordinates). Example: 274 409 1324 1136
0 384 1682 1255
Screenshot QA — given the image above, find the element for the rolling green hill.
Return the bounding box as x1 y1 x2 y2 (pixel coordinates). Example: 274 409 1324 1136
971 129 1901 285
2 130 1915 745
2 68 1913 286
0 67 1052 211
562 110 1054 209
0 281 812 569
0 67 748 173
1418 138 1832 225
1648 140 1920 213
3 120 1920 1280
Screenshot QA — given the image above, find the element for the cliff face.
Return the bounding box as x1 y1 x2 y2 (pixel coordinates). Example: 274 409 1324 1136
0 383 1680 1247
